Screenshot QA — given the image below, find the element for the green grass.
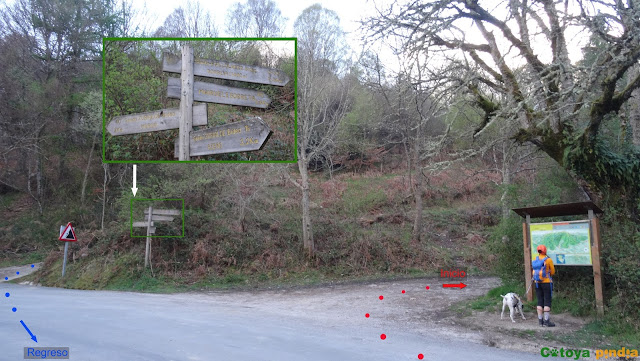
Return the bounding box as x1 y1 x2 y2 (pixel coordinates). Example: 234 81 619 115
0 252 44 268
455 281 640 350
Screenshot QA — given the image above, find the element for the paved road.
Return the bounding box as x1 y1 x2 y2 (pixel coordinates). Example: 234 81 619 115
0 283 543 361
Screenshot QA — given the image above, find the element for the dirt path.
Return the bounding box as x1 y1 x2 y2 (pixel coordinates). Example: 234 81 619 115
0 262 41 282
201 276 600 358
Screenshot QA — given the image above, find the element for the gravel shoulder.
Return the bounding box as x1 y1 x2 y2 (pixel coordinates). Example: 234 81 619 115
194 275 602 358
0 262 41 282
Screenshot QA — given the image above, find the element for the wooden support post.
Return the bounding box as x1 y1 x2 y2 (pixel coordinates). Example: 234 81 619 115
589 210 605 316
145 205 153 268
523 214 533 301
178 44 194 161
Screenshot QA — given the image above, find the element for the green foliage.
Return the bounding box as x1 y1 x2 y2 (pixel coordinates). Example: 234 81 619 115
564 137 640 207
488 216 524 283
337 87 380 155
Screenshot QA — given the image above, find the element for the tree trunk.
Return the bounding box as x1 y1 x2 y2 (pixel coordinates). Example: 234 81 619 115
36 149 43 215
631 82 640 146
500 140 512 220
298 153 314 257
101 163 108 231
412 142 423 242
81 131 99 206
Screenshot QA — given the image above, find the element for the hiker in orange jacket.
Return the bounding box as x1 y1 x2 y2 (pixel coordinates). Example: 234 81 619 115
532 244 556 327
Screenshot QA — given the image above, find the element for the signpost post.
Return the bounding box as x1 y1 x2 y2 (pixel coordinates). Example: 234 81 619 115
178 44 194 161
132 208 181 268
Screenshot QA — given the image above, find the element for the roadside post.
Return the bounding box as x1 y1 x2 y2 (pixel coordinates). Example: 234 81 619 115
58 223 77 277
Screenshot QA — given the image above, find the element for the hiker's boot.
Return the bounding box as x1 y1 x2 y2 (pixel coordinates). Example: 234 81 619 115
539 318 544 326
543 319 556 327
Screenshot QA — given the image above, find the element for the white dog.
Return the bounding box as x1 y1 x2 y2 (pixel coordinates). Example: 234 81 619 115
500 292 526 323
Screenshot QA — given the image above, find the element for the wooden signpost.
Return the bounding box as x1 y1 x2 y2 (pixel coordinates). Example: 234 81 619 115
167 78 271 109
106 104 207 136
163 53 290 86
108 44 289 160
173 117 271 157
133 207 181 268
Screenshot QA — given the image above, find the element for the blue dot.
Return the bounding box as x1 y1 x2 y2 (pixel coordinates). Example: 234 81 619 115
12 307 16 312
3 277 7 280
31 265 35 268
16 272 19 275
4 293 9 297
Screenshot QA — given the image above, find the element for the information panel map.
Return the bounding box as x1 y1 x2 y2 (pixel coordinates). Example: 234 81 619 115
530 221 592 266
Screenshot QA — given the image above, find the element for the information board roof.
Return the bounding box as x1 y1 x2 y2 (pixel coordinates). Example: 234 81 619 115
512 201 604 218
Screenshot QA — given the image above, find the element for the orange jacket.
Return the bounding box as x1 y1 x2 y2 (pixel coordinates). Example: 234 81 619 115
532 254 555 283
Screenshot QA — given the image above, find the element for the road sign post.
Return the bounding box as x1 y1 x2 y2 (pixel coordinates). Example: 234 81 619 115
145 206 153 268
59 223 77 277
62 243 68 277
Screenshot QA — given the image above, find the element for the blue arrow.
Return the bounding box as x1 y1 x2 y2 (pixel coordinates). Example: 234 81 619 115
20 320 37 343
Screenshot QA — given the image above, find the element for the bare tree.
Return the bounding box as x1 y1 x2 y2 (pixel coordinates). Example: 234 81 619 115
291 4 352 256
226 0 286 38
365 0 640 215
154 0 218 38
364 51 453 241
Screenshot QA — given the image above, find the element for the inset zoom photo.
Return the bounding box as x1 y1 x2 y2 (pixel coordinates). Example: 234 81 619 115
102 38 296 162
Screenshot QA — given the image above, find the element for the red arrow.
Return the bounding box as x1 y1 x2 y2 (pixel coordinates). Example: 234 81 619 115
443 283 467 289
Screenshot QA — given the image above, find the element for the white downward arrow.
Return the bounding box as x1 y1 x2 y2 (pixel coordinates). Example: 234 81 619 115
132 164 138 196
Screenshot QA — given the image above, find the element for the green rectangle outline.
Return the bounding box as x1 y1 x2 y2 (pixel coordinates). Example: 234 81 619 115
102 37 297 164
130 198 185 238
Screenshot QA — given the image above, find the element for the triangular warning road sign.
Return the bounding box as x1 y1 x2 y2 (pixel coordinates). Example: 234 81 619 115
59 223 77 242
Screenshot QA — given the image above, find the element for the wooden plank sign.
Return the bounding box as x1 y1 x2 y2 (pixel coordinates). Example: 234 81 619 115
132 222 155 233
174 117 271 157
167 77 271 109
144 215 175 222
163 53 289 86
107 104 207 136
143 209 181 216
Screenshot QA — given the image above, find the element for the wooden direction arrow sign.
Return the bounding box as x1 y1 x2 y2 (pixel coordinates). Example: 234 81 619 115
106 104 207 136
133 221 154 227
174 117 271 157
144 215 175 222
167 77 271 109
163 53 289 86
143 209 181 216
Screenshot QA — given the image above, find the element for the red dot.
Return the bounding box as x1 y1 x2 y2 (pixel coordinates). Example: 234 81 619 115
418 354 424 359
365 313 370 318
380 334 386 340
402 290 405 294
379 295 383 300
426 286 430 290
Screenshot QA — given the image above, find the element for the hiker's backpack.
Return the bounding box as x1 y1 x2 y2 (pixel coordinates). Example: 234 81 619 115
532 256 550 282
